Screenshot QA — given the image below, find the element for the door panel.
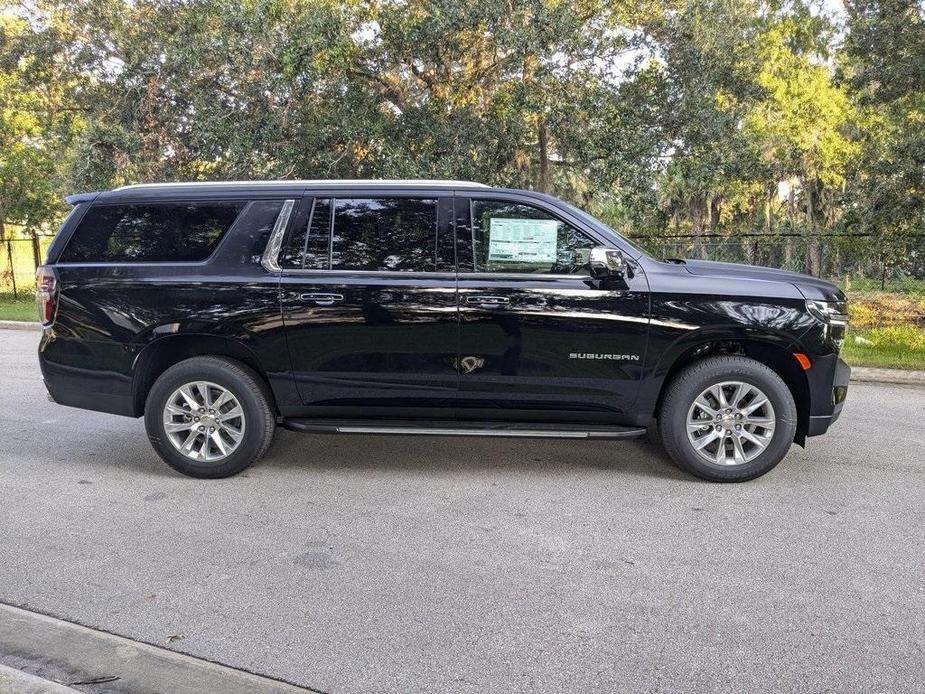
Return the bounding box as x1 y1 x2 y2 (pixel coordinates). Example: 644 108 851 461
457 276 649 419
455 196 650 421
281 273 458 411
280 193 458 415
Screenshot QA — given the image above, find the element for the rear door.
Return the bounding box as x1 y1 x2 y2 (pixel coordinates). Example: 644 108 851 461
454 193 650 421
279 188 458 417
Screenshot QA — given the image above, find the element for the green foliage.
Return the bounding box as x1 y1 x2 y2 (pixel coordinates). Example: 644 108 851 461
0 291 36 321
843 325 925 370
0 0 922 281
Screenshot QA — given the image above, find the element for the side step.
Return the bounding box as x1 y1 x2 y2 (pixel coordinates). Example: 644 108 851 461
281 418 647 440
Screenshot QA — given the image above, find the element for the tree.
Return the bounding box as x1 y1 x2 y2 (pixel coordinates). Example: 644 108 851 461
0 8 79 245
840 0 925 250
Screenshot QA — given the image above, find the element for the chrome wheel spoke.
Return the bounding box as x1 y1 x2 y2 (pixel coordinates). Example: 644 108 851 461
730 435 747 464
213 390 233 410
729 383 746 409
210 430 228 457
693 429 720 450
197 382 213 408
217 406 243 423
222 424 243 442
180 429 199 453
163 381 245 464
747 416 775 428
693 396 717 417
743 397 768 416
178 385 200 410
739 428 766 448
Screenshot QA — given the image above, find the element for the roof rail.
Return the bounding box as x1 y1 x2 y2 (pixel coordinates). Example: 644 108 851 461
113 179 489 191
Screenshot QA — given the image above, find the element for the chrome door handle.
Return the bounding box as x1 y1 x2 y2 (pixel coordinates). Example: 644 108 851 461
466 295 510 306
300 293 344 306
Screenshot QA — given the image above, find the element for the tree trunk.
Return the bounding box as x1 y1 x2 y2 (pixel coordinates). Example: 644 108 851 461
537 120 550 194
804 179 819 277
32 231 41 271
3 218 16 299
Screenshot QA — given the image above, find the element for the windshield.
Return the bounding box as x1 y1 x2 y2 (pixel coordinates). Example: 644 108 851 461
558 201 649 258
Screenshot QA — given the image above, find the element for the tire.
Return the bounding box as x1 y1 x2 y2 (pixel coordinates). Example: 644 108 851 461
658 355 797 482
144 356 276 478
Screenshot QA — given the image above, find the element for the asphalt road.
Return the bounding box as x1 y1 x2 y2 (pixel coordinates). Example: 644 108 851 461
1 328 923 693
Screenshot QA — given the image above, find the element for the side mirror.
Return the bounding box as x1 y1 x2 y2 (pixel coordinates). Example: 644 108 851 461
589 247 627 279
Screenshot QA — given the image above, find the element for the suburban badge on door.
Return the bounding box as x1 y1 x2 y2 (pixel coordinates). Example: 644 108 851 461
569 353 641 361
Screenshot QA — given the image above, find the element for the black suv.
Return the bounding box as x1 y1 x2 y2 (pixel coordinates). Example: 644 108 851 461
36 180 849 482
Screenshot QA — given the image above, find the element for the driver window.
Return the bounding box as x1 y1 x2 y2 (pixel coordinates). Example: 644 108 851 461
470 200 596 274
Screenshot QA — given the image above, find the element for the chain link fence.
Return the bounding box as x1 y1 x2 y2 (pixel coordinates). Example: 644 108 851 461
1 235 55 298
630 232 925 332
4 231 924 328
630 233 925 295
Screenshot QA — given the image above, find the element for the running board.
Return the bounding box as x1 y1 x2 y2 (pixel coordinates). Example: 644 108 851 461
281 419 647 439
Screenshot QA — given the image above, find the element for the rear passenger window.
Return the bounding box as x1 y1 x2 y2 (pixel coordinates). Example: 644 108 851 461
332 198 437 272
61 201 243 263
279 197 438 272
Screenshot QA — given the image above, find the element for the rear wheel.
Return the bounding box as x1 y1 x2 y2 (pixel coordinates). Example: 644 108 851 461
658 355 797 482
144 356 275 478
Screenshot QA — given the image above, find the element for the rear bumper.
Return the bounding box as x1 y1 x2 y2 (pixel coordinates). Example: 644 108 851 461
807 357 850 437
39 330 136 417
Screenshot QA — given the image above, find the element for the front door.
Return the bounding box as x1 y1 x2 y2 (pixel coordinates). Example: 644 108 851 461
279 191 458 418
454 194 650 422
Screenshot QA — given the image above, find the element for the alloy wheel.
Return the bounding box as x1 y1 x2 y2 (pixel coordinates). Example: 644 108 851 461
686 381 776 466
162 381 246 462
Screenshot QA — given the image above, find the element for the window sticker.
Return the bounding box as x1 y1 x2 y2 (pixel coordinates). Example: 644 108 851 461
487 218 559 264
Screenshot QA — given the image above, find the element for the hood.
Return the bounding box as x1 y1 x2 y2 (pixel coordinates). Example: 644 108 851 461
680 259 846 302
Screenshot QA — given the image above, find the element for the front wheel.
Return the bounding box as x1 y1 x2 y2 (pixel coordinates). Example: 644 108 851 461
144 356 276 478
659 355 797 482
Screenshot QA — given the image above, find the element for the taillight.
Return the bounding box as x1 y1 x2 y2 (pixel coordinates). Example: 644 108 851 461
35 265 58 325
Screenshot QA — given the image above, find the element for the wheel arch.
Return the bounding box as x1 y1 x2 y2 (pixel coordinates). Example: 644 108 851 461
649 331 811 446
131 333 278 417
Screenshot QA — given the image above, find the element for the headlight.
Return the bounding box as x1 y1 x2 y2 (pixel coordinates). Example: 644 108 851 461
806 300 849 327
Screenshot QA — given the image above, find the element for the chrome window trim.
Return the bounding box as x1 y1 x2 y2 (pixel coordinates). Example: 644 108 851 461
273 268 592 280
265 194 602 281
278 268 457 280
260 199 296 273
275 268 594 280
458 271 595 281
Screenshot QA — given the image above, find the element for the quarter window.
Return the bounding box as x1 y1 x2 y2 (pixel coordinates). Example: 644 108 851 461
469 200 596 274
279 198 332 270
61 202 243 263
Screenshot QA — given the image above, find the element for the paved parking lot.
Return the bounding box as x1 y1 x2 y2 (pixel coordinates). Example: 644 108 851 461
1 328 923 693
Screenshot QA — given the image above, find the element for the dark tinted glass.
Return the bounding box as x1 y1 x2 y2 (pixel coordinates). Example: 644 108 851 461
470 200 595 274
234 200 285 265
62 202 243 263
331 198 437 272
304 198 332 270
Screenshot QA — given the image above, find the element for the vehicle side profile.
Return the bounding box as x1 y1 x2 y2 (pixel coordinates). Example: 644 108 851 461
36 180 850 482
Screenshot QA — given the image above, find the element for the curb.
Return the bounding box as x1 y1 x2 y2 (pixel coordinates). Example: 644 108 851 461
0 664 79 693
0 320 40 331
848 366 925 385
0 602 317 694
0 323 922 386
